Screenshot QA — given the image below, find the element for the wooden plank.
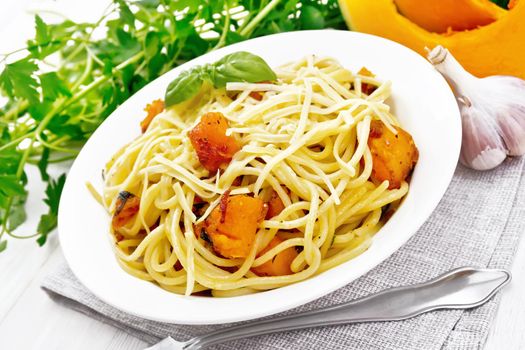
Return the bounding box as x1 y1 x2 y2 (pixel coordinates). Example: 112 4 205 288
0 238 58 320
485 231 525 350
3 239 524 349
0 1 523 349
0 166 59 320
0 247 147 350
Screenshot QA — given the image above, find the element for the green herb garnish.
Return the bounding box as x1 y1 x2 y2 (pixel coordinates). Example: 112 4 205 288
0 0 345 252
165 51 277 107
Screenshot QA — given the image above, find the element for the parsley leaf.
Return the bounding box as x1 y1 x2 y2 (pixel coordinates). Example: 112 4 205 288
0 0 346 252
36 174 66 246
8 192 27 232
0 59 40 104
137 0 161 8
0 148 21 175
37 146 50 181
27 15 65 59
36 214 56 246
35 15 50 43
116 0 136 28
40 72 72 100
0 172 27 232
0 175 26 198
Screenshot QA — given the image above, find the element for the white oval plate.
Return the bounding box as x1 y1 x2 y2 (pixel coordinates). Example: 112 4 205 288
58 30 461 325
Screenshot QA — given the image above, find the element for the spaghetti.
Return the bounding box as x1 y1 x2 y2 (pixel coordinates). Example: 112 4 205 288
98 55 416 296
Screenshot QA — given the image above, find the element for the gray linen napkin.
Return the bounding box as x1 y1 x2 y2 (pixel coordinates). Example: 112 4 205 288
42 158 525 350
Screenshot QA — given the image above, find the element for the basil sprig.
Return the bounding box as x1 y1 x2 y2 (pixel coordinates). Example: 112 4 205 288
164 51 277 107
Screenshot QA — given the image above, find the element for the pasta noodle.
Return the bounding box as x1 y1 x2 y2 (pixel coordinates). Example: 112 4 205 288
99 55 412 297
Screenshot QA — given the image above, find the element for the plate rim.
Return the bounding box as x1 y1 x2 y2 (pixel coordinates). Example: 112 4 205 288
58 29 461 324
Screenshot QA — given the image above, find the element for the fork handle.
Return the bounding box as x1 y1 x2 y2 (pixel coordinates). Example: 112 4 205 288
184 295 396 349
182 267 509 349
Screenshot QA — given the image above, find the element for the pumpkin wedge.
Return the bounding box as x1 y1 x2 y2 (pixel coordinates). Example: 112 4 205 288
394 0 506 33
339 0 525 79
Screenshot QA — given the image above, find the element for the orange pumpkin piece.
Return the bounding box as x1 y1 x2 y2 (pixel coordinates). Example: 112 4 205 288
189 112 241 174
368 120 419 189
248 81 272 101
338 0 525 79
394 0 505 33
265 189 286 219
357 67 377 95
251 236 299 277
140 99 165 133
112 191 140 231
358 67 374 77
249 91 264 101
203 194 265 259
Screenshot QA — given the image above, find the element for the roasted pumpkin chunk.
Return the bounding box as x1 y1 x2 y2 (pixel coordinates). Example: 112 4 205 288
140 99 164 133
252 236 299 276
265 189 285 219
112 191 140 231
189 112 241 174
203 194 265 258
357 67 377 95
368 120 418 189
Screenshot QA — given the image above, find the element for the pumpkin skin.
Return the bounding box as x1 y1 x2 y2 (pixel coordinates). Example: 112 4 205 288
339 0 525 79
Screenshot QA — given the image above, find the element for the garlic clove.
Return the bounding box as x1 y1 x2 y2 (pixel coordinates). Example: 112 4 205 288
496 104 525 156
458 98 507 170
485 76 525 156
428 45 525 170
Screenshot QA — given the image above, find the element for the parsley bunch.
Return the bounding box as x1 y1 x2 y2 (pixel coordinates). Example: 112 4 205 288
0 0 345 252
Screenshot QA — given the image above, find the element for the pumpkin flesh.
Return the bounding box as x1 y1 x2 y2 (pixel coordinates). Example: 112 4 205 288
394 0 505 33
339 0 525 79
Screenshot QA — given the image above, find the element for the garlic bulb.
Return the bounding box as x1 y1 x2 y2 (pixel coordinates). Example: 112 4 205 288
427 45 525 170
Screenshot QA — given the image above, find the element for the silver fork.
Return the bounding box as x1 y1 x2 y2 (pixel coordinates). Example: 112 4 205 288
147 267 510 350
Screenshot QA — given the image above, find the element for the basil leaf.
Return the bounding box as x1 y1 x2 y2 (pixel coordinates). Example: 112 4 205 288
164 68 204 107
164 52 276 107
210 51 276 88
